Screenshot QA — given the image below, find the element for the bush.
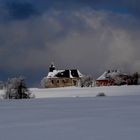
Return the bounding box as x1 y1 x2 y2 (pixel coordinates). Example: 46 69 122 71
96 92 106 97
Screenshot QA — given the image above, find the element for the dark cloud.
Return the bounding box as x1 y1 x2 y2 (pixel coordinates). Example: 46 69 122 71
0 0 140 86
0 0 140 22
5 1 39 20
34 0 140 17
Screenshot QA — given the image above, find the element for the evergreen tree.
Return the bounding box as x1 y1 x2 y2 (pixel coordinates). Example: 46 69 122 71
132 72 139 85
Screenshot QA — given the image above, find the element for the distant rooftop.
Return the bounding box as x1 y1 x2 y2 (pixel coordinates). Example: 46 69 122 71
97 70 127 81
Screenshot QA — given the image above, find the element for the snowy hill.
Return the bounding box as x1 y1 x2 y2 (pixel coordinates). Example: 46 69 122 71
31 85 140 98
0 95 140 140
1 85 140 98
0 86 140 140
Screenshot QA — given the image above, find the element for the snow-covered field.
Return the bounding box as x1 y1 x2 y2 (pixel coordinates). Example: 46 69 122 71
0 86 140 140
1 85 140 99
31 85 140 98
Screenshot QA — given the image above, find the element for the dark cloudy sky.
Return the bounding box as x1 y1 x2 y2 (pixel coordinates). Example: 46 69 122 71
0 0 140 86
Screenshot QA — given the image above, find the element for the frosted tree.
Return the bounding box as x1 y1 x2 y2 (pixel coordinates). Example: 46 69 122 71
41 77 48 88
80 75 94 87
0 81 4 89
4 77 34 99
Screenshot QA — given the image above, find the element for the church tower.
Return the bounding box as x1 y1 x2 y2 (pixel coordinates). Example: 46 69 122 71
49 63 56 72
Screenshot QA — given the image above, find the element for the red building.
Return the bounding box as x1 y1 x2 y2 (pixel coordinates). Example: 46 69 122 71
96 70 128 86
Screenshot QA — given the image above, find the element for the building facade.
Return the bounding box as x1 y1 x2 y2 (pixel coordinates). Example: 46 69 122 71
41 64 83 88
96 70 129 86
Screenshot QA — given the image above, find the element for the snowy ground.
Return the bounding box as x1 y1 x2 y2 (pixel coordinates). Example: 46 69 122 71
1 85 140 98
30 85 140 98
0 86 140 140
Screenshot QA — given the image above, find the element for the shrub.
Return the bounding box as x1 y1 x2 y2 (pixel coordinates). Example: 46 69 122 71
96 92 106 97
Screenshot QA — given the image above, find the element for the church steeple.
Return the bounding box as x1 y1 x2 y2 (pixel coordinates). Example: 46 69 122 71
49 62 55 72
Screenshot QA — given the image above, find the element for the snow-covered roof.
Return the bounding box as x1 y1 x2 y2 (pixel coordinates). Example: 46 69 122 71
47 70 64 78
47 69 83 79
77 70 83 78
96 71 108 81
96 70 126 81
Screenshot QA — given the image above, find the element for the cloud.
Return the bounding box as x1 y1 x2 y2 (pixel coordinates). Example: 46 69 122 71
0 8 139 70
1 0 140 21
0 5 140 85
33 0 140 17
0 1 38 21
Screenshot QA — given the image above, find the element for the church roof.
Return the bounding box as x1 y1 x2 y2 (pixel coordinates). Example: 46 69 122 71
47 69 83 78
